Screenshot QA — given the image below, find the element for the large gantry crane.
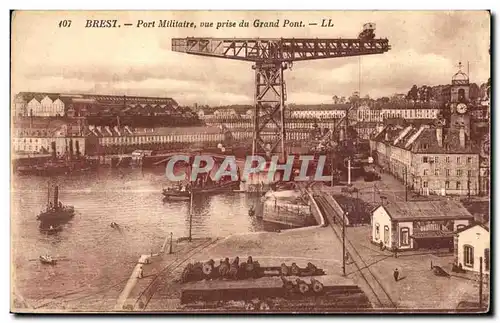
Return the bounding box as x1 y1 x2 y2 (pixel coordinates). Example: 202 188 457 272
172 23 391 161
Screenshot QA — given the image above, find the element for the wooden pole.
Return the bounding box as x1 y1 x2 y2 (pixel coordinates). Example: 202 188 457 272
479 256 483 309
330 150 334 187
188 190 193 242
342 211 346 276
169 232 173 254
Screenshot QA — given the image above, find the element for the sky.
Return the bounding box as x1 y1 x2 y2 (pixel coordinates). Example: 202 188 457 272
11 11 491 105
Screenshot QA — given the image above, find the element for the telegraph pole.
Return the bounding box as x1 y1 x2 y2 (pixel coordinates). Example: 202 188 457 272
342 211 347 276
479 256 483 309
188 190 193 242
330 149 334 187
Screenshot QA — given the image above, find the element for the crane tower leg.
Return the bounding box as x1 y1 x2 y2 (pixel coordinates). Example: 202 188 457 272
252 62 287 161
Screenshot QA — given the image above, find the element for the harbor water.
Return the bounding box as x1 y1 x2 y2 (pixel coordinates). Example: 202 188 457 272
11 168 276 305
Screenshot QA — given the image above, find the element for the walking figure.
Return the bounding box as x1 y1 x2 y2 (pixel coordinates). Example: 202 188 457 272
393 268 399 282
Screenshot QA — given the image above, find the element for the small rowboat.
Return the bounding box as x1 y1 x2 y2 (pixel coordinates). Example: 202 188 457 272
39 255 57 265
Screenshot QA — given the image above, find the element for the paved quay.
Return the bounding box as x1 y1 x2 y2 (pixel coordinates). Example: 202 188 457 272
117 225 345 311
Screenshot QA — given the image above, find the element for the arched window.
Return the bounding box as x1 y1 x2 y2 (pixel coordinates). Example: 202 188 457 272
463 244 474 267
458 88 466 102
384 225 389 245
375 224 380 240
400 227 410 246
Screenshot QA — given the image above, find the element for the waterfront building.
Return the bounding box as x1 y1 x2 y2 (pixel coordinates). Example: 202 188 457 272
370 122 481 196
371 201 473 251
370 65 489 196
13 92 179 117
13 93 68 117
12 118 87 156
88 125 226 155
290 104 349 119
454 224 490 274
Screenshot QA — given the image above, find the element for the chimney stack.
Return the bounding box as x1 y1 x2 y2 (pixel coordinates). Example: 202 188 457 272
459 127 466 148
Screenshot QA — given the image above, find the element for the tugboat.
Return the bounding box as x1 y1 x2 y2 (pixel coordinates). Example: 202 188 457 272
39 224 63 235
37 184 75 222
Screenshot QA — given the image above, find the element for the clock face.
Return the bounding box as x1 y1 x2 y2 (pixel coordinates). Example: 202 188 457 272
456 103 468 114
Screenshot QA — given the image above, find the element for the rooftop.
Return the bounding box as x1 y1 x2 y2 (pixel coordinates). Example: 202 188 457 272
377 200 474 221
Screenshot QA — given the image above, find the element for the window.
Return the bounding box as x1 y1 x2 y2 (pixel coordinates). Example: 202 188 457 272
435 169 440 176
457 169 462 176
456 181 462 190
446 169 451 176
457 157 461 164
435 157 439 163
446 156 450 163
422 144 428 150
423 181 428 188
384 226 389 245
485 249 490 271
400 227 410 246
468 170 473 178
464 245 474 267
423 156 428 163
423 169 428 176
467 157 473 164
375 224 380 240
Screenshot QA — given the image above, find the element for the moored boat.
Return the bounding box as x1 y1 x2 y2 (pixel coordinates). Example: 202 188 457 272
39 255 57 265
162 180 240 200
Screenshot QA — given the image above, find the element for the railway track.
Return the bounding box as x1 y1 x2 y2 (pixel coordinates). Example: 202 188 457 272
131 238 221 311
313 194 397 309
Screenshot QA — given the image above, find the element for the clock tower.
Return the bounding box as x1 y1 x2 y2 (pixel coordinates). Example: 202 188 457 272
449 62 471 136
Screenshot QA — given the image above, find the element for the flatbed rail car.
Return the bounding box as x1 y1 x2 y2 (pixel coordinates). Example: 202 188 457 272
180 275 372 312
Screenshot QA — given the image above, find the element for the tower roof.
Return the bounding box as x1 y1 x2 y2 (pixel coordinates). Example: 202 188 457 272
452 62 469 85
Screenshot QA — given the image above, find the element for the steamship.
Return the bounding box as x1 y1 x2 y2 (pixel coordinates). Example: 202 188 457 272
16 140 97 176
37 184 75 222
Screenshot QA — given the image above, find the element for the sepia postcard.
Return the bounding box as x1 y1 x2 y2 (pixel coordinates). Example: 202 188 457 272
10 10 491 314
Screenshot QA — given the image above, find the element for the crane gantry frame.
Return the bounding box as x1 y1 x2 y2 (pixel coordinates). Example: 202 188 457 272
172 30 391 161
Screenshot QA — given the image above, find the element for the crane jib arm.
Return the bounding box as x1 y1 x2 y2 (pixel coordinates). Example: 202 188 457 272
171 38 391 62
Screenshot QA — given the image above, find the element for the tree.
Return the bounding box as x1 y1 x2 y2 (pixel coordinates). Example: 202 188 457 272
406 85 418 102
469 83 480 101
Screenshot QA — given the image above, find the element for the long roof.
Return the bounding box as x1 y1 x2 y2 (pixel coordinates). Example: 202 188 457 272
376 201 473 221
371 124 480 154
